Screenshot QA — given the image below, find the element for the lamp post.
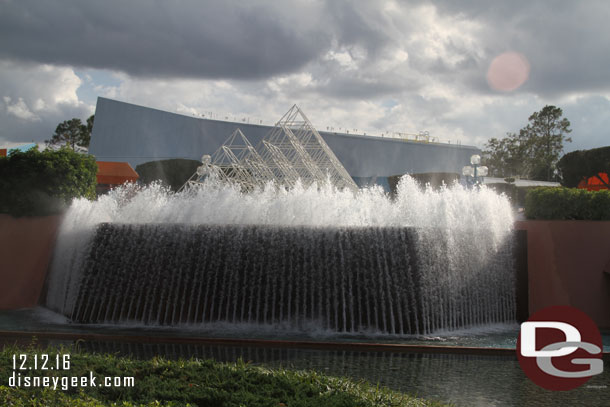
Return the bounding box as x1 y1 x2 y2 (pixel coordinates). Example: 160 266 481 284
462 154 488 187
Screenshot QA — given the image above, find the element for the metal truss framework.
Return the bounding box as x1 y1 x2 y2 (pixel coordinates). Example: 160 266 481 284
182 105 358 192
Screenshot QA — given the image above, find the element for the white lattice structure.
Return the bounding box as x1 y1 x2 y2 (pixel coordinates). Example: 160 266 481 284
181 129 270 191
182 105 358 192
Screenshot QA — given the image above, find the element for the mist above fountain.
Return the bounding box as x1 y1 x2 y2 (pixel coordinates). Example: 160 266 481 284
45 176 516 335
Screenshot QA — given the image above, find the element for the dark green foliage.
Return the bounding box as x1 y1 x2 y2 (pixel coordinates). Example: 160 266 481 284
47 115 94 150
0 146 97 217
483 133 531 178
525 187 610 220
0 345 446 407
136 159 202 191
557 146 610 188
87 115 95 136
483 105 572 181
524 106 572 181
0 386 187 406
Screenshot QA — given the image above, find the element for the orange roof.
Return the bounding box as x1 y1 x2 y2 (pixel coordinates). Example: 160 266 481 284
0 149 6 157
96 161 139 185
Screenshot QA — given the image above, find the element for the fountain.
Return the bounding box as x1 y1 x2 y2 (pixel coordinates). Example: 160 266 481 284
44 105 517 336
45 176 516 335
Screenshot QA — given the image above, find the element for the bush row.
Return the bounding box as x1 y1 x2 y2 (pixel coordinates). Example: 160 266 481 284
525 187 610 220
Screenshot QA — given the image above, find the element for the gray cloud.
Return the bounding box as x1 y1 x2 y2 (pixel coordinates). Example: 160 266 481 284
429 0 610 97
563 96 610 151
1 0 609 152
316 77 401 100
0 0 332 80
2 0 610 98
324 0 391 57
0 60 93 146
0 102 91 146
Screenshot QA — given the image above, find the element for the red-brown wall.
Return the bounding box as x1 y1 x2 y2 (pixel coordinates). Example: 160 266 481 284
0 214 62 309
516 220 610 330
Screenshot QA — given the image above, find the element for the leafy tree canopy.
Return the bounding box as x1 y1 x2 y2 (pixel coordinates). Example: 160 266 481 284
483 105 572 181
0 146 97 216
47 115 94 150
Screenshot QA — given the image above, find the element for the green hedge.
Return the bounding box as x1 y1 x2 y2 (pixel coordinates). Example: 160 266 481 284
525 187 610 220
0 147 97 217
135 159 201 191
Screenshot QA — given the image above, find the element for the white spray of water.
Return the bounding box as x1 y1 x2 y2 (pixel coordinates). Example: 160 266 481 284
49 177 513 230
46 176 515 333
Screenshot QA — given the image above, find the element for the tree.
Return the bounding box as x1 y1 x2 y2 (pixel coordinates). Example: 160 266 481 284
0 146 97 216
483 132 530 178
483 106 571 181
86 114 95 135
47 114 94 150
523 105 572 181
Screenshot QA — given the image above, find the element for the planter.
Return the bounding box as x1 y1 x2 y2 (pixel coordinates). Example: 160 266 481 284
515 220 610 330
0 214 62 309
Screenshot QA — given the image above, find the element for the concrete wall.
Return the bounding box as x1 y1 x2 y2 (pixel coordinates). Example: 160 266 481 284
89 97 480 178
516 220 610 329
0 214 62 309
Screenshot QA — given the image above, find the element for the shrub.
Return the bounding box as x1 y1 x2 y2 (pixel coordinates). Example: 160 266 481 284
557 146 610 188
0 147 97 217
136 159 201 191
525 187 610 220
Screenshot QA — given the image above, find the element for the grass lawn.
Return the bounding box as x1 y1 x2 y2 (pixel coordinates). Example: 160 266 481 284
0 343 448 407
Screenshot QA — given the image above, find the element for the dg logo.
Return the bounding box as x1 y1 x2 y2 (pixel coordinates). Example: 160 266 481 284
517 305 604 391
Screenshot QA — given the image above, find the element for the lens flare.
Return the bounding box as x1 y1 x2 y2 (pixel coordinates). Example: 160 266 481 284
487 52 530 92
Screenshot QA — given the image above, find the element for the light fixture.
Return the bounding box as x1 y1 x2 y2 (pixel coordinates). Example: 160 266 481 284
463 154 486 186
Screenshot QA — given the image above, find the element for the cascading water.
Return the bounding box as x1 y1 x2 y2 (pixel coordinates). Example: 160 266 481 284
45 176 516 335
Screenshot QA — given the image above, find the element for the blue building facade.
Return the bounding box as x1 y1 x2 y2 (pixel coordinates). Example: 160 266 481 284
89 98 480 188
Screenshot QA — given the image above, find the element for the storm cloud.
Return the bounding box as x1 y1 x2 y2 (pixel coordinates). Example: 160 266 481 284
4 1 609 94
0 0 333 79
1 0 609 151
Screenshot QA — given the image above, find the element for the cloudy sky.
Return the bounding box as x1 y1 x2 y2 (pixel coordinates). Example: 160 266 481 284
1 0 609 152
